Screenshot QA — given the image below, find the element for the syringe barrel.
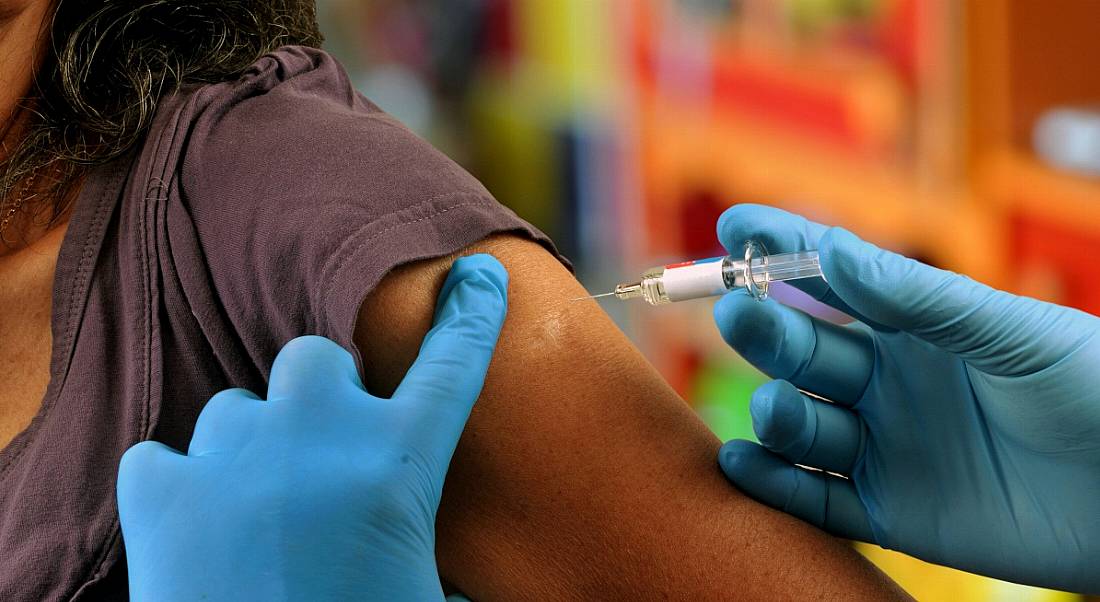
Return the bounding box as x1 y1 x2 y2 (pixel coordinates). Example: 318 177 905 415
638 249 823 304
641 257 731 304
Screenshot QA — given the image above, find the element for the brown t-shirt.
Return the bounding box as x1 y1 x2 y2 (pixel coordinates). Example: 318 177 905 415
0 46 559 600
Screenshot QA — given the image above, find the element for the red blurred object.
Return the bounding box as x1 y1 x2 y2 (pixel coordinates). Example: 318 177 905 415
678 187 728 258
670 344 704 402
632 35 859 149
1011 212 1100 315
481 0 517 67
709 54 858 148
881 0 921 89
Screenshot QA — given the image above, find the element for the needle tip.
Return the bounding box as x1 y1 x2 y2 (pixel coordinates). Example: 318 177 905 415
571 292 615 302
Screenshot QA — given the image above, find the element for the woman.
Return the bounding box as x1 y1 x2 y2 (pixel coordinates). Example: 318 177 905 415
0 1 906 600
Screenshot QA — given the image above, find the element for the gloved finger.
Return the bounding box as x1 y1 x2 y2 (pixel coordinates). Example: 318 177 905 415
187 388 265 456
716 204 884 327
394 254 508 465
750 380 865 475
117 440 189 523
714 290 873 404
818 227 1076 374
719 440 874 543
267 335 366 403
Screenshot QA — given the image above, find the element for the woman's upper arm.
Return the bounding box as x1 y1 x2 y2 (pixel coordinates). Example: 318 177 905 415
354 234 908 601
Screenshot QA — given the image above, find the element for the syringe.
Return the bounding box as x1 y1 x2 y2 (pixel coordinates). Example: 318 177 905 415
580 241 824 305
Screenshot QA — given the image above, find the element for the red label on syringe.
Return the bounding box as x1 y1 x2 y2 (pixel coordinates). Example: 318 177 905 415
664 256 724 270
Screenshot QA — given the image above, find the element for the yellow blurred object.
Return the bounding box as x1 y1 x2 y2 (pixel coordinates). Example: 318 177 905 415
516 0 617 112
857 545 1082 602
465 71 559 235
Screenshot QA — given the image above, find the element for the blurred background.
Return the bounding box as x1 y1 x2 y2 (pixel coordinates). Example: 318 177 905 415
314 1 1100 599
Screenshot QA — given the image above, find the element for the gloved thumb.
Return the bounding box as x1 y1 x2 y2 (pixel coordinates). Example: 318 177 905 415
819 227 1071 374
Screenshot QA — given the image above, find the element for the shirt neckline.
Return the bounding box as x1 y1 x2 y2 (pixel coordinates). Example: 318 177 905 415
0 151 133 477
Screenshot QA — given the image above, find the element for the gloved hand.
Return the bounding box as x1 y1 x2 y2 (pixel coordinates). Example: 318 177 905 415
117 254 508 601
714 205 1100 593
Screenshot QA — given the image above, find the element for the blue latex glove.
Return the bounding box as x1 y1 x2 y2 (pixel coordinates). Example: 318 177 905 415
117 254 508 601
714 205 1100 593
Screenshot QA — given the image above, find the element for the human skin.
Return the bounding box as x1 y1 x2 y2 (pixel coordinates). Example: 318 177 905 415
0 0 66 452
0 0 50 153
356 235 910 600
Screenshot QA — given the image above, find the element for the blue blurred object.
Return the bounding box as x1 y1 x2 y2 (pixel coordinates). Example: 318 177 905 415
713 204 1100 593
118 256 509 601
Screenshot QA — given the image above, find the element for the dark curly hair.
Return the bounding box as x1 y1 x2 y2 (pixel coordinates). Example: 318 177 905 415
0 0 323 233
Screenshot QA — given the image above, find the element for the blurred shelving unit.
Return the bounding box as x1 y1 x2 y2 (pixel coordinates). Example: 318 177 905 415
623 1 1100 599
967 0 1100 314
316 1 1100 599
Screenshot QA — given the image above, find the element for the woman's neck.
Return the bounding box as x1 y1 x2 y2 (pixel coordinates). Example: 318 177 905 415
0 1 50 145
0 0 69 255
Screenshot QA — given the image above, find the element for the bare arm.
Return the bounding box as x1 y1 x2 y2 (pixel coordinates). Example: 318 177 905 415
355 235 908 601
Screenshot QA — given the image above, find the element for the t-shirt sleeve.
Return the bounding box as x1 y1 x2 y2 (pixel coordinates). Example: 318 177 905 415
176 46 565 376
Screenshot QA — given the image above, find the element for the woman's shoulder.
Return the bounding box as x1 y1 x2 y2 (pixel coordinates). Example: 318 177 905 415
126 45 542 373
166 45 492 222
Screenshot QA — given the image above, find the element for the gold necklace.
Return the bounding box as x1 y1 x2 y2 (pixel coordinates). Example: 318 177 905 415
0 170 40 241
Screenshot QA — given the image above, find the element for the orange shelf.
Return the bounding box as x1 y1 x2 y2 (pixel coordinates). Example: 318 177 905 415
981 150 1100 231
638 101 1002 283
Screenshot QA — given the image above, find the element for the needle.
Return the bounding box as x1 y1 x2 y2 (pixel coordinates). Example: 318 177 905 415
571 292 615 302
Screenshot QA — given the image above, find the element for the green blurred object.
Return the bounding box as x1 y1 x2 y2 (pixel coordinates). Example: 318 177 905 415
785 0 880 36
692 356 767 443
